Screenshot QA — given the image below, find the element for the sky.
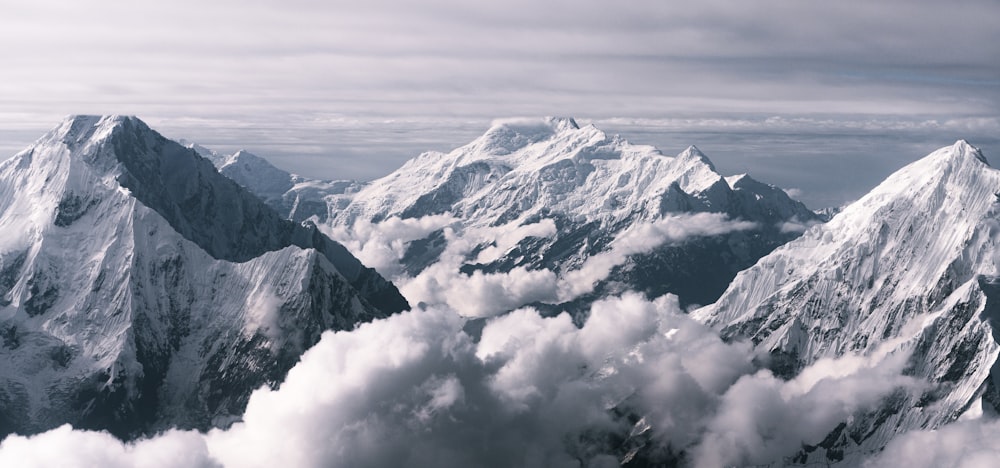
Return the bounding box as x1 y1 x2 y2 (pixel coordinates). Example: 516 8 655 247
2 0 998 208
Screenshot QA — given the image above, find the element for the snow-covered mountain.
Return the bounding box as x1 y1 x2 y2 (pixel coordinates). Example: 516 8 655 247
199 118 823 312
0 116 407 439
321 117 821 311
694 140 1000 464
186 145 363 224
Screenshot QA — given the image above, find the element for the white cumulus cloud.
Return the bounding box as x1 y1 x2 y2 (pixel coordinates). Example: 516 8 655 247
0 291 922 468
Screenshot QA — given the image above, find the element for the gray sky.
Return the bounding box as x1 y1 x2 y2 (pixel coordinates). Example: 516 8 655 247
1 0 998 208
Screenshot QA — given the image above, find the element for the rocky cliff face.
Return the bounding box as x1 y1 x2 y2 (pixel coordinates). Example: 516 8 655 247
0 115 407 439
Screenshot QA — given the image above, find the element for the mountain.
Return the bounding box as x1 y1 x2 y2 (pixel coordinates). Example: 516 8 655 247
694 140 1000 463
0 115 407 439
188 145 363 224
323 117 821 311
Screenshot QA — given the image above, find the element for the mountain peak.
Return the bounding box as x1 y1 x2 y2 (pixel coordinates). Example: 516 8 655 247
49 115 139 148
8 115 164 194
217 149 295 197
488 116 579 132
678 145 717 171
486 116 580 136
226 149 272 167
59 114 141 131
6 115 409 313
951 139 989 165
852 139 995 207
694 141 1000 459
723 173 754 189
0 116 410 439
554 116 580 130
469 117 590 156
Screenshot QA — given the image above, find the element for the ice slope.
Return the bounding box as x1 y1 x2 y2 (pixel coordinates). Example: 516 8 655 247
694 140 1000 463
327 117 820 309
0 116 406 439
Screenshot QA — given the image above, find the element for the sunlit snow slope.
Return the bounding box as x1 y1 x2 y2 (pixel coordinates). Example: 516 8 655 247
0 116 407 439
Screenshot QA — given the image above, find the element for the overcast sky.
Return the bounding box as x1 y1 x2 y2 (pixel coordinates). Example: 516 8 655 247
1 0 998 208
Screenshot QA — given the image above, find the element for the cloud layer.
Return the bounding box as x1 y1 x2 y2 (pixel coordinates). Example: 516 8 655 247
0 291 920 467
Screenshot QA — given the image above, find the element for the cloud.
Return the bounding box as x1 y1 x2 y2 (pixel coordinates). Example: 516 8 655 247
0 426 218 468
401 262 559 317
200 293 758 467
596 116 1000 136
692 351 919 467
0 291 919 468
324 214 459 277
326 215 573 318
325 211 760 317
3 1 996 161
357 213 756 316
863 418 1000 468
471 218 558 265
779 218 821 234
396 219 561 317
558 213 757 300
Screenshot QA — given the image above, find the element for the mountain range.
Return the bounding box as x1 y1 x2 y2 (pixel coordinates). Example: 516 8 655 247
1 115 996 466
199 121 1000 464
203 117 821 314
